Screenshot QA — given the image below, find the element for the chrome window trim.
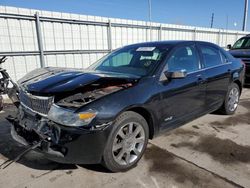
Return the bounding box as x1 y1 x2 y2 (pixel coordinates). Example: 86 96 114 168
186 61 232 75
159 60 232 80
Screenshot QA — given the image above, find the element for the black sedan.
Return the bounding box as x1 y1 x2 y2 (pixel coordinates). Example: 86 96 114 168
7 41 244 172
228 35 250 84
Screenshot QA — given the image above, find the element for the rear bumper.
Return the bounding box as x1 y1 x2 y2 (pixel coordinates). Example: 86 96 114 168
8 114 113 164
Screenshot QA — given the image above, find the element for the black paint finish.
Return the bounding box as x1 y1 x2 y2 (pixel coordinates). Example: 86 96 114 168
10 41 244 164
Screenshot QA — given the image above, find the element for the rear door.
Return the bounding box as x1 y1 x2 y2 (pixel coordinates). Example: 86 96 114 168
197 44 231 109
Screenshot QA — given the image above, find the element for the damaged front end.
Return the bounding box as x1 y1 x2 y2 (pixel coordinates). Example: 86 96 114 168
7 102 71 159
5 68 137 164
7 105 114 164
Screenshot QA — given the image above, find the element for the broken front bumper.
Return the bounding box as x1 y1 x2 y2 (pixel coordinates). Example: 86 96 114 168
8 106 113 164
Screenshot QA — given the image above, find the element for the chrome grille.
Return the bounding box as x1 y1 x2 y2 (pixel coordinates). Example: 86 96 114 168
19 90 53 116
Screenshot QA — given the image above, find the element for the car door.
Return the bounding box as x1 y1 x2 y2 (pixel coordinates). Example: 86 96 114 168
157 44 206 130
197 44 231 110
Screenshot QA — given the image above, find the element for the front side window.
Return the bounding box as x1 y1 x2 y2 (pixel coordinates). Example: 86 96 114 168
167 46 200 73
89 46 170 77
200 45 222 68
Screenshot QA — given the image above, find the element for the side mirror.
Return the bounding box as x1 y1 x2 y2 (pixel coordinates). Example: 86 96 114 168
227 44 232 49
164 69 187 79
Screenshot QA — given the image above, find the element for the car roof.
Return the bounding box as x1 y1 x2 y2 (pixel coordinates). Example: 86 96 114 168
235 34 250 40
125 40 219 48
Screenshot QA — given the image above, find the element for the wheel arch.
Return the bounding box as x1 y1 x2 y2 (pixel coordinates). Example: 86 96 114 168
126 107 155 139
233 79 242 94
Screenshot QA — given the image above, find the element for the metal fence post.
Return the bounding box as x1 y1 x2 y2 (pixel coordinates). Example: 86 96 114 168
217 30 221 46
225 29 228 46
193 28 196 41
158 24 162 41
107 20 112 52
35 12 45 68
235 32 239 41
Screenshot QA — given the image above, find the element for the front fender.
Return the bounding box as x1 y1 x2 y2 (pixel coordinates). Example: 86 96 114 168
77 78 160 135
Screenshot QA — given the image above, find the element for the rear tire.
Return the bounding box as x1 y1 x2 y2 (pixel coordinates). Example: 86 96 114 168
102 111 149 172
219 83 240 115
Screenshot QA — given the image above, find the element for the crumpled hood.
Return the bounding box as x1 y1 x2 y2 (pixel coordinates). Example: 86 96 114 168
18 67 139 94
229 49 250 58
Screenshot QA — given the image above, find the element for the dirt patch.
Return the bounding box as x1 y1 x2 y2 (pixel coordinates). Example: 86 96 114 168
210 100 250 129
192 125 200 129
144 144 217 185
239 99 250 109
210 125 221 132
171 129 200 137
172 135 250 164
210 112 250 127
170 143 179 148
66 170 73 175
49 174 64 182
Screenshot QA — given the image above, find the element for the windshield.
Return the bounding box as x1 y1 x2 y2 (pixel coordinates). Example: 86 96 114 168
232 37 250 49
88 45 170 77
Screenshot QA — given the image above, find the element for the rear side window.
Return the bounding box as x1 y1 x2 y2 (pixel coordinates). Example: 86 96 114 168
167 46 200 73
220 51 229 63
200 45 222 68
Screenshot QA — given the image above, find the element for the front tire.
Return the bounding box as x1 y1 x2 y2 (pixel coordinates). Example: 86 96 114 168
220 83 240 115
102 111 149 172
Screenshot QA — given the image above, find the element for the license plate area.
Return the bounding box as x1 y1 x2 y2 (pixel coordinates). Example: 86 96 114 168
18 105 41 130
15 125 42 144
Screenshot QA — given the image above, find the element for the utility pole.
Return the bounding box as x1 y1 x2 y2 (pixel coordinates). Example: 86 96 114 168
210 13 214 28
243 0 248 31
148 0 152 40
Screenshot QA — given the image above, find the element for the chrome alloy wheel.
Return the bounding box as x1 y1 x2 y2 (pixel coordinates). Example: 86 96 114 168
112 122 146 166
228 87 239 112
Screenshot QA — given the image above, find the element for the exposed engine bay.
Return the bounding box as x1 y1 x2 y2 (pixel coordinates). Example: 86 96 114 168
56 83 132 108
